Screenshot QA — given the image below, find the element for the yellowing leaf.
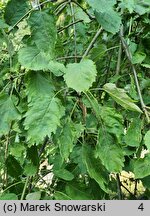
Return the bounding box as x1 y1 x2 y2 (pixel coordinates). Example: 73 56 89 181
103 83 142 113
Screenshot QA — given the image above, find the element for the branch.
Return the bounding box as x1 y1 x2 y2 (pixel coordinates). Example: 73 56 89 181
69 1 77 62
116 173 122 200
56 55 82 60
82 27 103 59
120 25 150 123
72 0 95 20
58 19 83 33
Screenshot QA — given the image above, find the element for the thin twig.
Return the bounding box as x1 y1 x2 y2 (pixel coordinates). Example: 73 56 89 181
69 1 77 62
116 41 122 77
56 55 82 60
120 25 150 123
120 183 135 198
58 19 83 33
55 1 68 15
82 27 103 59
72 0 95 20
116 173 122 200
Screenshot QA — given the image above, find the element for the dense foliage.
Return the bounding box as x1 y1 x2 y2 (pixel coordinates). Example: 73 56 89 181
0 0 150 200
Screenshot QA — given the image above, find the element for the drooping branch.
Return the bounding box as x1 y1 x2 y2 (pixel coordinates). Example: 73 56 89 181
120 25 150 123
82 27 103 59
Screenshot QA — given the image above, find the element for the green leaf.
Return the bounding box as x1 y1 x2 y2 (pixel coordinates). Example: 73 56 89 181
54 169 74 181
28 11 56 55
0 19 9 29
95 10 121 34
4 0 29 26
65 184 92 200
132 52 146 64
6 155 23 178
119 0 150 14
24 163 37 177
18 46 51 71
0 193 18 200
119 0 135 13
96 129 125 172
48 61 66 76
54 191 71 200
103 83 142 113
87 0 116 13
82 145 109 193
0 94 20 136
58 121 75 161
10 143 25 158
64 59 97 92
124 118 142 147
26 191 41 200
18 11 57 70
133 154 150 179
100 106 124 143
26 71 55 102
144 130 150 150
27 145 39 166
24 97 65 143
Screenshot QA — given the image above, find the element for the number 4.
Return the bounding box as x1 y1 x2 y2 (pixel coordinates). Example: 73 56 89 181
138 203 144 211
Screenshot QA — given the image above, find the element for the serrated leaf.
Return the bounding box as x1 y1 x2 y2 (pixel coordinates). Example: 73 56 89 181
58 121 74 161
18 46 51 70
26 71 55 102
18 11 57 70
48 61 66 76
96 129 124 172
103 83 142 113
144 130 150 150
87 0 116 13
58 120 84 161
0 94 20 136
100 106 124 143
124 118 142 147
82 145 109 193
26 191 41 200
95 10 121 34
0 193 18 200
64 59 97 92
28 11 56 55
54 169 74 181
24 97 65 143
4 0 29 26
6 155 23 178
133 154 150 179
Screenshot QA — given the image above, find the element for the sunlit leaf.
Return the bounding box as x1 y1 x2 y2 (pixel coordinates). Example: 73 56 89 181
64 59 97 92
